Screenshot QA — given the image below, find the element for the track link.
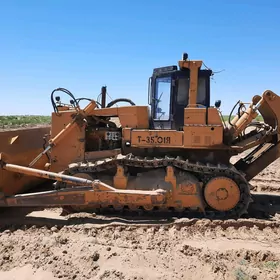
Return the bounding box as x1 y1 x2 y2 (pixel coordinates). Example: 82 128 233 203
58 154 252 219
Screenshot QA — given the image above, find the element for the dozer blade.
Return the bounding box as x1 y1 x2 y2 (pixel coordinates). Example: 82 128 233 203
0 126 50 195
234 90 280 181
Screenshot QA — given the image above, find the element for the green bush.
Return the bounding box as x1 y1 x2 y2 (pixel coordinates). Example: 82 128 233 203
0 115 51 128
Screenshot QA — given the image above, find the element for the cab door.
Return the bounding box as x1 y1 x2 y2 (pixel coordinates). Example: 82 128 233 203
151 74 173 129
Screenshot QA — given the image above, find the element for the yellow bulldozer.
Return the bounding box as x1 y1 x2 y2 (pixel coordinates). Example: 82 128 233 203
1 52 280 219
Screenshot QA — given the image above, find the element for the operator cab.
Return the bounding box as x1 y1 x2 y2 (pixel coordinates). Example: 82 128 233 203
148 55 212 130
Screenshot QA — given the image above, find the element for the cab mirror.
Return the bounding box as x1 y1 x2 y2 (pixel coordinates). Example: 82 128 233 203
215 100 221 108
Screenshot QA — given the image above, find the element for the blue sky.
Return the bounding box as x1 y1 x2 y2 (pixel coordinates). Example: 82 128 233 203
0 0 280 115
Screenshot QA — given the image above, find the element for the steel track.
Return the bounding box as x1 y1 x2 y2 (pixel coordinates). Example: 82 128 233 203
57 154 252 219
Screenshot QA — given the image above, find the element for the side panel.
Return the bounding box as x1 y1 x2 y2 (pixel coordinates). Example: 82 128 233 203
92 106 150 129
183 126 223 147
128 127 223 149
130 130 183 147
207 108 223 125
184 107 223 126
118 106 150 129
184 108 206 125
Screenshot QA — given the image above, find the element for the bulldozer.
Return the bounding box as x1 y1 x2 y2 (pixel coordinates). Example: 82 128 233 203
1 52 280 219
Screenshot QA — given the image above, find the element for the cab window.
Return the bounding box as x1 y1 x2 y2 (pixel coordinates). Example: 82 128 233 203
177 76 207 106
154 76 171 120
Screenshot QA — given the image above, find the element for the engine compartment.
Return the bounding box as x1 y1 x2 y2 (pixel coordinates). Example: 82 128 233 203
85 126 122 152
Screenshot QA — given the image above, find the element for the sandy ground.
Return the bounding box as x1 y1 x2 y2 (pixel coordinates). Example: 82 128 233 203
1 211 280 280
1 125 280 279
